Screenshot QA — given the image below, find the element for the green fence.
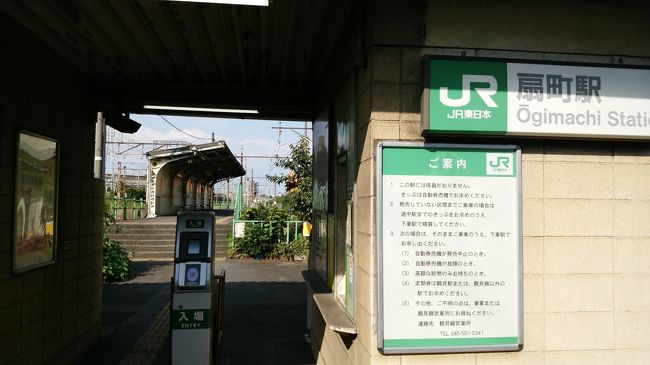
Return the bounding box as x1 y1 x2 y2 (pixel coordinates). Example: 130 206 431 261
230 182 304 249
213 200 236 210
106 197 147 220
231 220 304 247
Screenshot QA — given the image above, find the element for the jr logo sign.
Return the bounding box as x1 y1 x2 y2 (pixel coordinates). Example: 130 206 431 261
425 59 508 134
486 153 514 176
440 75 499 108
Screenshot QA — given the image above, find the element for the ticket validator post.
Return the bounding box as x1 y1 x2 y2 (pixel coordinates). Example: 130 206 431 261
171 212 215 364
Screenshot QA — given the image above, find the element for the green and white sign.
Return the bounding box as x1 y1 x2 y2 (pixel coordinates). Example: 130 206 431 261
376 142 522 354
422 58 650 139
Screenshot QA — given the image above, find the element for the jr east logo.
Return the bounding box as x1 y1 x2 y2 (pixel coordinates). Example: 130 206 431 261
440 75 498 107
440 75 499 120
428 60 507 133
486 153 514 176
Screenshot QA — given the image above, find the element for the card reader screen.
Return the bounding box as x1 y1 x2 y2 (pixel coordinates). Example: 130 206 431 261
184 264 201 285
187 239 201 255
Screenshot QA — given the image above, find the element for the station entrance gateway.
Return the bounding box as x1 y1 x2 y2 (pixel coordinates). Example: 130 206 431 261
2 1 650 365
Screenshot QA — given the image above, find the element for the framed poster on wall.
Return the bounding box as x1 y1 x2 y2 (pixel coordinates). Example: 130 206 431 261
376 141 523 354
13 131 59 273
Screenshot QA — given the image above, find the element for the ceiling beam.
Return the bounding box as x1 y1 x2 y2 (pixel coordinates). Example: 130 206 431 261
0 2 97 76
230 6 248 85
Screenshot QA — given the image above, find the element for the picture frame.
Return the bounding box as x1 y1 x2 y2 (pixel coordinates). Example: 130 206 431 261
13 131 59 273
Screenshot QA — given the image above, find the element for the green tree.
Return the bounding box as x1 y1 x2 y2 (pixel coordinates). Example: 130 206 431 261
125 187 146 200
267 136 312 221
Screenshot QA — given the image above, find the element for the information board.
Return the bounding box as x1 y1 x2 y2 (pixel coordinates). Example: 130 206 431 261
376 142 522 354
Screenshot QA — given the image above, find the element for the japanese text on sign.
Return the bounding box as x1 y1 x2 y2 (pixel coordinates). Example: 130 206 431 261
378 144 522 354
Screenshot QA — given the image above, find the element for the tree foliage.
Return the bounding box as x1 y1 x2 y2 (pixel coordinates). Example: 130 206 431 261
267 136 312 221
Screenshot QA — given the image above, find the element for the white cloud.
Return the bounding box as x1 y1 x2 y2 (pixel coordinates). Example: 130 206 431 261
133 125 212 143
239 137 286 156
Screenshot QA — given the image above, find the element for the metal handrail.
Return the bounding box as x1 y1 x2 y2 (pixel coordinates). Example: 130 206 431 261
106 197 147 220
231 220 304 244
213 268 226 364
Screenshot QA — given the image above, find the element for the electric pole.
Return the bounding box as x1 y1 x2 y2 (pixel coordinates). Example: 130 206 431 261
240 146 244 190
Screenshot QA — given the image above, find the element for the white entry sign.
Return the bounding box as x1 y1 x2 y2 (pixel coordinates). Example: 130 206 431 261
376 142 523 354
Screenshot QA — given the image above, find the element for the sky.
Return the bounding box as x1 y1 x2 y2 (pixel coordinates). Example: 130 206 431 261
105 114 312 197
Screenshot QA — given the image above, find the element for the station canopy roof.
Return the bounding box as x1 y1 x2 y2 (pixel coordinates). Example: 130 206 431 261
0 0 354 121
148 140 245 185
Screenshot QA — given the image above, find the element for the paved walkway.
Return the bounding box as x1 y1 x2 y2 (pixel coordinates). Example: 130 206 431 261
76 259 314 365
218 260 315 365
75 261 173 365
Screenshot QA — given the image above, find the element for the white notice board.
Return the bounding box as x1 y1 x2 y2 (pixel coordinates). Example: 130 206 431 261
376 142 523 354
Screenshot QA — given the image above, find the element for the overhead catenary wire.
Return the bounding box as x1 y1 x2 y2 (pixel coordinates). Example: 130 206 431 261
158 115 212 141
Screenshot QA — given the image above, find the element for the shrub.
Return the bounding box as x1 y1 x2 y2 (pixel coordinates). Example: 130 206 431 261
234 223 271 258
270 236 309 261
102 198 132 282
230 202 305 260
102 236 132 282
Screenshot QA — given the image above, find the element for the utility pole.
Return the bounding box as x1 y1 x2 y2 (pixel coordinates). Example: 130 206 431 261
227 179 230 206
117 161 122 198
271 126 311 140
240 146 244 190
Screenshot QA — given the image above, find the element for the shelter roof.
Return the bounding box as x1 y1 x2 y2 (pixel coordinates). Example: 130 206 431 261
148 140 245 185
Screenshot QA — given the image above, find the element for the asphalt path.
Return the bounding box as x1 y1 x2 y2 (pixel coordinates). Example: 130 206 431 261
76 259 314 365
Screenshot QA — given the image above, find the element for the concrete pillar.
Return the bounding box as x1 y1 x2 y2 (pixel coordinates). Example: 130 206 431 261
191 180 197 210
205 186 212 209
165 172 174 215
172 175 184 214
159 171 174 215
154 168 173 216
185 179 196 210
196 184 203 210
146 166 157 218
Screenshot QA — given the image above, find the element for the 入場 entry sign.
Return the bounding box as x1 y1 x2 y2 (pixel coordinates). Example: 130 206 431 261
376 142 523 354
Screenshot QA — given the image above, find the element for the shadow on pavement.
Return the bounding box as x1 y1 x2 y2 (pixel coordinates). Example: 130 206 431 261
75 262 173 365
221 281 314 365
76 260 315 365
129 260 173 279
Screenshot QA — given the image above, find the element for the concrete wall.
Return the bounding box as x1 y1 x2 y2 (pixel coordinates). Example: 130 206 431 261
312 1 650 364
0 13 103 365
423 0 650 57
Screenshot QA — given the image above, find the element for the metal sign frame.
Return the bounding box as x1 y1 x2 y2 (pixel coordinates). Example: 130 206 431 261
421 56 650 140
376 141 523 354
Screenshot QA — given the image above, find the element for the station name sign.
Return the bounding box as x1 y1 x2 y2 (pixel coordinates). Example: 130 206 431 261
422 58 650 139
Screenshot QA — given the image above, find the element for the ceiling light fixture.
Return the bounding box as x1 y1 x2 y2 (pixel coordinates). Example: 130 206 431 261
167 0 270 6
143 105 259 114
